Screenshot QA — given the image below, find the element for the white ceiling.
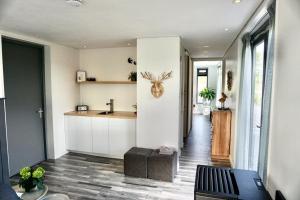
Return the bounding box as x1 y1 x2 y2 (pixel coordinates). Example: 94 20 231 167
0 0 262 58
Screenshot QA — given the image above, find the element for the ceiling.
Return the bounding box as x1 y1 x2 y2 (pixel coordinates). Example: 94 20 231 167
0 0 262 58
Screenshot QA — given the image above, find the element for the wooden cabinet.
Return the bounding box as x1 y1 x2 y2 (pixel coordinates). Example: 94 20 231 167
211 110 232 161
109 119 136 157
65 116 92 152
92 118 109 154
65 116 136 158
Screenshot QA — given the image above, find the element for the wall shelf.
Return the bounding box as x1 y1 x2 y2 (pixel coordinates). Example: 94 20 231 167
79 81 136 84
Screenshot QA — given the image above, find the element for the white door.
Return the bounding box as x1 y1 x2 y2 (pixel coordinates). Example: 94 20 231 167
109 119 136 158
65 116 92 152
92 118 109 154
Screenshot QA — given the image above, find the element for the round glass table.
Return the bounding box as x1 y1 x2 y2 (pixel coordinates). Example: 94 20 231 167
12 185 48 200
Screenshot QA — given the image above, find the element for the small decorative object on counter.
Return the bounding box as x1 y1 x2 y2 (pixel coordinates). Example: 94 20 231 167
76 70 86 82
227 71 233 91
140 71 172 98
218 92 229 110
86 77 96 81
19 166 45 193
76 105 89 111
128 71 137 81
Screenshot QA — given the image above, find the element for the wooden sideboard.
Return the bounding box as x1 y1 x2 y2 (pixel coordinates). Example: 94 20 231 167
211 110 232 161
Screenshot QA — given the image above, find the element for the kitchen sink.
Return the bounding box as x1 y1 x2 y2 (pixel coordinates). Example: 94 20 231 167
98 111 113 115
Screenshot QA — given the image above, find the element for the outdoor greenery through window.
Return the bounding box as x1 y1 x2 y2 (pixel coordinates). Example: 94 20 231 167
197 69 208 104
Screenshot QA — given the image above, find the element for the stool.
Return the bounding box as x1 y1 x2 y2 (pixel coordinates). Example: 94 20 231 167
124 147 153 178
148 150 177 182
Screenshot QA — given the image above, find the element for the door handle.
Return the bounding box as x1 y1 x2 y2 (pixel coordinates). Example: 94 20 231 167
36 108 44 118
256 124 261 128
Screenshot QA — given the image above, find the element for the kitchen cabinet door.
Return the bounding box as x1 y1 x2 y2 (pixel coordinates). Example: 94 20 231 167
65 116 92 152
91 118 109 154
109 119 136 158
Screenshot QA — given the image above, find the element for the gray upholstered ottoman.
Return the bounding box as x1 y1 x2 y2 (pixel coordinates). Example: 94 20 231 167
148 150 178 182
124 147 153 178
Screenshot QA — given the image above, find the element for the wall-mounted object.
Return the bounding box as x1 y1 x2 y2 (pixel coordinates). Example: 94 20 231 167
76 70 87 82
128 57 137 65
78 81 136 84
227 71 233 91
128 71 137 81
140 71 173 98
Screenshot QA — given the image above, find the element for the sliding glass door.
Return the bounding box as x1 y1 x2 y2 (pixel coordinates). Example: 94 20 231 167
249 33 268 171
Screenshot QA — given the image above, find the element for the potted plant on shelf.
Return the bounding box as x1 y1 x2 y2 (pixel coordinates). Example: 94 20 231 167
199 88 216 115
19 166 45 193
128 71 137 82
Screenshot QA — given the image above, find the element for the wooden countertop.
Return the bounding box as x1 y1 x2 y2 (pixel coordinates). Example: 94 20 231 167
64 110 137 119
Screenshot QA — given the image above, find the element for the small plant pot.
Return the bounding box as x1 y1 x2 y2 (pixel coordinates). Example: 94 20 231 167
21 181 36 193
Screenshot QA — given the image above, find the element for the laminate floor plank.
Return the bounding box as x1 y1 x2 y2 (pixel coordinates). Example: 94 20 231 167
10 115 230 199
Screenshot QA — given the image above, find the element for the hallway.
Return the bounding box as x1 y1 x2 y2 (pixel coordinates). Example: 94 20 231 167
181 114 231 167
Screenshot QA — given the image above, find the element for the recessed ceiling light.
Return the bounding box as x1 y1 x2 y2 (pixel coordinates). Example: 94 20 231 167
203 45 209 48
66 0 83 7
127 43 131 46
225 28 229 31
233 0 242 4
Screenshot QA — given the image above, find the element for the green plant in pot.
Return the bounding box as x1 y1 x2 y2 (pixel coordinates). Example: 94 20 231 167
199 88 216 114
19 166 45 192
199 88 216 102
128 71 137 82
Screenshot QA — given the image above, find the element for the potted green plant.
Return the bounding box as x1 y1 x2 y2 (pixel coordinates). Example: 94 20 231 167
199 88 216 115
199 88 216 102
19 166 45 192
128 71 137 82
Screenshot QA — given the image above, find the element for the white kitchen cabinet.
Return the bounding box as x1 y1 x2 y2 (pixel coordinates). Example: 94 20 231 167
109 118 136 157
65 115 136 158
91 118 109 154
65 116 92 153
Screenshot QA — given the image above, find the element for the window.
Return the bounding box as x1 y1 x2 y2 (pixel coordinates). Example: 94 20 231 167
197 68 208 104
249 24 269 171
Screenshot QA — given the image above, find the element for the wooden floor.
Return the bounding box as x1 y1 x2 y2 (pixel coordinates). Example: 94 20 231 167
11 115 230 200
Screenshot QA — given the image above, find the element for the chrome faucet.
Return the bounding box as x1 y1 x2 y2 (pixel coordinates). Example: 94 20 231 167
106 99 114 113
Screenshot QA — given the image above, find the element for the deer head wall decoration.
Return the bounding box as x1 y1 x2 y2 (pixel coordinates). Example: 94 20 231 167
140 71 173 98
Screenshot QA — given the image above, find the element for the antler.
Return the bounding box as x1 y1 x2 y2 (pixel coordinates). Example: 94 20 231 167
141 72 156 81
159 71 172 81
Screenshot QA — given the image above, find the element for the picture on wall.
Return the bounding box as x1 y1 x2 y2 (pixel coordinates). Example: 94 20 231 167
76 70 87 82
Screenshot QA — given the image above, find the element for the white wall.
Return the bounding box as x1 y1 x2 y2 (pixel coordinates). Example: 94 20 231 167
223 40 242 166
79 47 136 111
0 31 80 159
267 0 300 199
137 37 181 152
49 45 79 159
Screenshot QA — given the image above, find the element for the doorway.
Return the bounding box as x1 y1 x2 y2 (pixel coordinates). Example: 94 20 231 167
183 60 224 163
193 60 223 114
2 38 46 176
